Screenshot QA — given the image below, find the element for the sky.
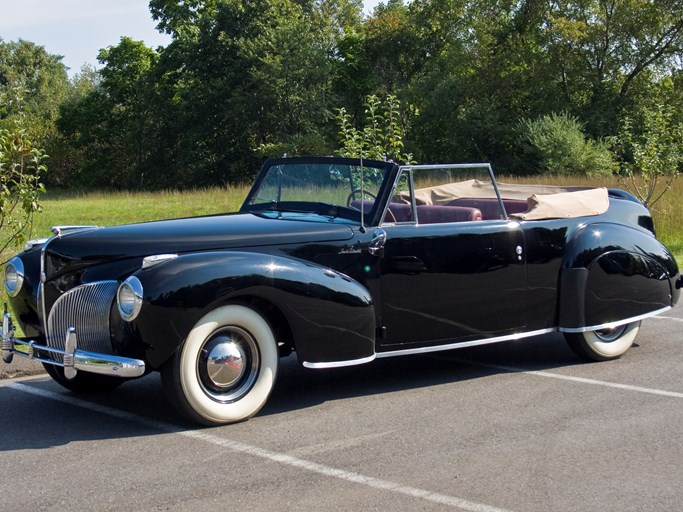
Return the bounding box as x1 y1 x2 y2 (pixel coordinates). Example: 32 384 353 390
0 0 383 77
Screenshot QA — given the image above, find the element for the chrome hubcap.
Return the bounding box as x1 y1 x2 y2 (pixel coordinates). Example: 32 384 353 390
206 340 246 388
198 326 260 403
594 325 627 343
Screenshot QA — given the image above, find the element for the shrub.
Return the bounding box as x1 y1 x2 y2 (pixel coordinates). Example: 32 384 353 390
518 112 617 177
335 94 415 164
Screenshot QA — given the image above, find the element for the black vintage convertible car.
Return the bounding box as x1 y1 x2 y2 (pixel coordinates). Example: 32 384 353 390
2 157 681 425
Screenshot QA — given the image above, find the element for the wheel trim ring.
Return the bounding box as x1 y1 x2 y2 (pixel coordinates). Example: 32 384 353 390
582 321 640 358
593 325 628 343
196 326 261 403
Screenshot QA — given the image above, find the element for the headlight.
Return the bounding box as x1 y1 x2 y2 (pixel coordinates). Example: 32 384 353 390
117 276 143 322
4 257 25 298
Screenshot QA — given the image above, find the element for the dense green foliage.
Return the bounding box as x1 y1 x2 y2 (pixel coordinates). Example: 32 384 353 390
0 86 48 256
2 0 683 192
518 113 617 177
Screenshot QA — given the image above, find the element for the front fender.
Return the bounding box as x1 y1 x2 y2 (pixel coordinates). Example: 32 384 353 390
559 222 679 330
128 252 376 368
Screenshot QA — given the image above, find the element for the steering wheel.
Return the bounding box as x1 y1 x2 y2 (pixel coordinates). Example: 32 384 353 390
346 189 377 207
346 189 396 223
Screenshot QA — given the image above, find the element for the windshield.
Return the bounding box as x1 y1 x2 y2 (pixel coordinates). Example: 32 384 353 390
242 158 394 224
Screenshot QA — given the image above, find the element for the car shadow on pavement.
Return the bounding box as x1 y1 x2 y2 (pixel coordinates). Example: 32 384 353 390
259 331 598 417
1 331 614 449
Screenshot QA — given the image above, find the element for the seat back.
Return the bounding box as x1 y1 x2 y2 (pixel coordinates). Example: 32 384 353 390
449 198 527 220
416 205 482 224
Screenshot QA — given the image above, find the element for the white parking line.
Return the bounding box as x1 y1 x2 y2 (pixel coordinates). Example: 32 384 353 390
652 315 683 323
439 358 683 399
5 381 513 512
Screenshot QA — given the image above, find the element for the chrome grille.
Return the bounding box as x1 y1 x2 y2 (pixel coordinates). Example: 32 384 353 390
47 281 119 358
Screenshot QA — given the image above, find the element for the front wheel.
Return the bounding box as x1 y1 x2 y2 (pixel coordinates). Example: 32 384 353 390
161 305 278 426
564 321 641 362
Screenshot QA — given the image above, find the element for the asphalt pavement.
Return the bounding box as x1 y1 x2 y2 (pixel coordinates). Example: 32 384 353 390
1 307 682 512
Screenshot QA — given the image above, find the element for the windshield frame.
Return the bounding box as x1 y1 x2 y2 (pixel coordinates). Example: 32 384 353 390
241 157 398 226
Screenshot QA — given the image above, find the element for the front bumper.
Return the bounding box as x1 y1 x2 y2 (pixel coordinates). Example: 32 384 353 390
2 313 145 379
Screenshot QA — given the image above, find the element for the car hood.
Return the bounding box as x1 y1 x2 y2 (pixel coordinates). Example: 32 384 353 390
43 212 355 279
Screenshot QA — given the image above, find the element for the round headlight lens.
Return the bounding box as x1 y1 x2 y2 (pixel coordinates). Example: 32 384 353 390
4 257 25 298
117 276 143 322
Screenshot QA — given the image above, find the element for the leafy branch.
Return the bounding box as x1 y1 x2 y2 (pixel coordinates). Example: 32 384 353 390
618 105 683 207
1 88 48 259
335 94 416 164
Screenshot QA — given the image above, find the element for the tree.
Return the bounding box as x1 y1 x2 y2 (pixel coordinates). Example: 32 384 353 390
46 65 99 187
400 0 683 172
362 0 420 95
0 39 75 188
0 38 70 136
10 1 682 190
618 104 683 207
540 0 683 136
147 0 352 185
58 38 159 188
0 87 47 256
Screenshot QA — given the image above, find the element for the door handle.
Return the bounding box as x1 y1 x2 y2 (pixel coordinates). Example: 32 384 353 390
368 228 387 256
392 256 427 273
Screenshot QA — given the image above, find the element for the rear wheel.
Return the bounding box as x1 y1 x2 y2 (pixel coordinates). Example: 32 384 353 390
161 305 278 426
564 321 640 362
42 363 126 393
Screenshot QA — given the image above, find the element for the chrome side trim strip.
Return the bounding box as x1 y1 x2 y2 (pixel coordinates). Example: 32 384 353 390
303 328 559 367
376 328 557 359
560 306 672 334
303 354 376 369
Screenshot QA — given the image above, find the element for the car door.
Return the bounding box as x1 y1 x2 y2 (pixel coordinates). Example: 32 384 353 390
376 165 528 350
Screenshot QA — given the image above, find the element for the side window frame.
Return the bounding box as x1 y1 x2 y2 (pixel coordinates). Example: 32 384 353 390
395 163 510 223
381 167 418 225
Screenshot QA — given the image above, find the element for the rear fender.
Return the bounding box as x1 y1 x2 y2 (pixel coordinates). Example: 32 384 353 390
129 252 375 368
559 222 679 331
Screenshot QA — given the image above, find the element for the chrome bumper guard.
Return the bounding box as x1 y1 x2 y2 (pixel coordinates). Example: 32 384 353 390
2 312 145 379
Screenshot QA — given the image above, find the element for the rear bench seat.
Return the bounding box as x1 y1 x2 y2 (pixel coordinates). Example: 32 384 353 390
449 198 528 220
416 205 482 224
352 200 483 224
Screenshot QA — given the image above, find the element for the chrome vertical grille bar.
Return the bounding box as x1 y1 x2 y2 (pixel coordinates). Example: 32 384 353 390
46 281 119 358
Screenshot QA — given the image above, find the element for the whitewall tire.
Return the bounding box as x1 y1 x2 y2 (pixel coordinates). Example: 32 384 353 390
564 321 640 362
162 305 278 425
